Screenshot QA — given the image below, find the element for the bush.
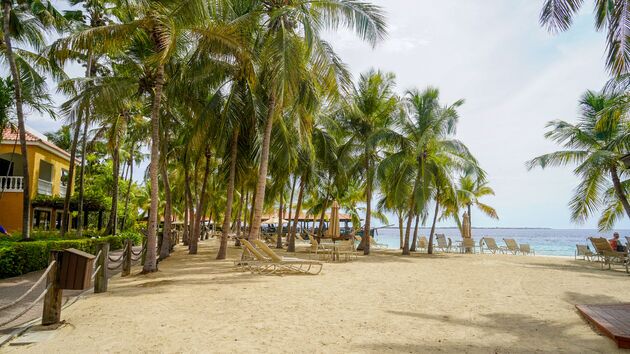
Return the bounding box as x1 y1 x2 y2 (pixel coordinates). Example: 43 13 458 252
0 231 145 279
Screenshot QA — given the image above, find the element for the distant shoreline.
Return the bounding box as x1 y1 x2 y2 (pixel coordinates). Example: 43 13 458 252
376 227 554 230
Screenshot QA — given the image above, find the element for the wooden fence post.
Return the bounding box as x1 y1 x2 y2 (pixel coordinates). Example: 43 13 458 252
42 251 63 326
122 239 132 276
94 242 109 293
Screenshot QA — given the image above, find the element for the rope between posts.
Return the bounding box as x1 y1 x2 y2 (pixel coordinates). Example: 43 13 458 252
131 246 142 256
93 250 102 266
0 261 56 312
0 284 51 327
91 265 101 281
107 260 123 270
108 250 125 263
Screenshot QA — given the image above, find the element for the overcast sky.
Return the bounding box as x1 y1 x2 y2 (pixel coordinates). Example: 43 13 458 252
27 0 629 229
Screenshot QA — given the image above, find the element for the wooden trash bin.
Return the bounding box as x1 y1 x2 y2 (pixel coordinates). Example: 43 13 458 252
59 248 96 290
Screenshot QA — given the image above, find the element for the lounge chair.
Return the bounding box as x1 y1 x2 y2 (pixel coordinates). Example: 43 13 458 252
435 234 452 253
370 236 388 249
575 244 595 261
479 237 505 254
337 239 359 261
458 238 476 253
519 243 535 256
234 239 269 271
308 236 332 261
416 236 428 252
503 238 520 255
252 239 323 275
588 237 628 272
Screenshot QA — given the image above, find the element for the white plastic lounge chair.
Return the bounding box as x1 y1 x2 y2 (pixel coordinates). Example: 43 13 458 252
417 236 428 252
435 234 451 253
519 243 534 256
589 237 628 272
575 244 595 261
503 238 520 255
459 238 476 253
479 237 505 254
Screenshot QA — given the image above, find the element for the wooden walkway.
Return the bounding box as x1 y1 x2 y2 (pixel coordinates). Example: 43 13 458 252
576 303 630 349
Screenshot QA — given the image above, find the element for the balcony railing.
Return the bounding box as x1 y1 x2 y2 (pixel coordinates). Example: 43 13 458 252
59 184 67 197
38 179 53 196
0 176 24 192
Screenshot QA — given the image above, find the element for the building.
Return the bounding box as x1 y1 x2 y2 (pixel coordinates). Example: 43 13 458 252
0 127 74 232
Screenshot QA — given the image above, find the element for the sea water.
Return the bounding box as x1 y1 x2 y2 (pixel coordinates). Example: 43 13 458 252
372 228 630 257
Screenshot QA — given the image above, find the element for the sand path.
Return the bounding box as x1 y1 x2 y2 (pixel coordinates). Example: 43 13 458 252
3 239 629 353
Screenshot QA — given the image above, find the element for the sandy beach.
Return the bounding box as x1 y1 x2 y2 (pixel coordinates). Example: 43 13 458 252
3 239 629 353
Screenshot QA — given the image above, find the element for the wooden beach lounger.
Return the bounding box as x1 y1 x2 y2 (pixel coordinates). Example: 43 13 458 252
589 237 628 272
503 238 520 255
479 237 505 254
252 239 323 275
575 244 595 261
459 238 476 253
234 239 270 272
308 236 332 261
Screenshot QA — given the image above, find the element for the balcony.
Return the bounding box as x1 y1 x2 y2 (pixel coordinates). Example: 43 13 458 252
0 176 24 192
38 179 53 196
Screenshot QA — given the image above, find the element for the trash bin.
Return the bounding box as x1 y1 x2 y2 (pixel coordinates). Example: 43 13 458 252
59 248 96 290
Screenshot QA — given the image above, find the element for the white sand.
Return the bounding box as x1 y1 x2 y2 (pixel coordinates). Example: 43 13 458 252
4 239 629 353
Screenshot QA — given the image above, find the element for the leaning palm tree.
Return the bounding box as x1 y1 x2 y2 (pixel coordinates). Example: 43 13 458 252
1 0 65 239
539 0 630 76
338 70 398 255
456 174 498 231
246 0 387 242
527 89 630 226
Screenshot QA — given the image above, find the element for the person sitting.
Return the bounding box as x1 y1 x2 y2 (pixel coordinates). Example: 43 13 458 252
0 224 12 237
609 233 626 252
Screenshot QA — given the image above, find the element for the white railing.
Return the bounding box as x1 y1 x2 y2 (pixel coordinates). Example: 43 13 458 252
0 176 24 192
59 184 67 197
38 179 53 196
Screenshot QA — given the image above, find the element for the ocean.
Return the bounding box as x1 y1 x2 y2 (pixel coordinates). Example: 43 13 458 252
371 228 630 257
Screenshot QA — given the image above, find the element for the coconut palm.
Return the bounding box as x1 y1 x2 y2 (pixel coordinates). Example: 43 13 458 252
539 0 630 76
246 0 387 242
1 0 65 239
338 70 398 255
456 174 498 231
527 89 630 226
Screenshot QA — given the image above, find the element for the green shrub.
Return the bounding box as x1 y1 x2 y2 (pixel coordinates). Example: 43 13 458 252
0 234 135 279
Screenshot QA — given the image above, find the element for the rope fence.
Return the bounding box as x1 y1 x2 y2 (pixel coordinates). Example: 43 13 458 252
0 284 51 328
0 261 55 312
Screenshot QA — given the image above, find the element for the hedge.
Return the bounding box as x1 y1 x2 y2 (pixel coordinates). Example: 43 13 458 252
0 233 144 279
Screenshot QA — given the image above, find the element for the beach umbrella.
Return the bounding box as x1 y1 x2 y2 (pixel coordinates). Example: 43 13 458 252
326 201 340 239
265 216 288 225
462 211 471 238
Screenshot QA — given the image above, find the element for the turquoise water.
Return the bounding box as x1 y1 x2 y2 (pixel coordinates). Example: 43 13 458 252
372 228 630 257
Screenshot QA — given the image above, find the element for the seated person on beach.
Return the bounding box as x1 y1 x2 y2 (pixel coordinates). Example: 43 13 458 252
0 224 11 237
609 233 626 252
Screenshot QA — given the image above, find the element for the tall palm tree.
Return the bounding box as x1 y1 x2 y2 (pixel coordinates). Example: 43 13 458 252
246 0 387 242
2 0 64 238
527 90 630 226
456 174 498 231
339 70 398 255
539 0 630 76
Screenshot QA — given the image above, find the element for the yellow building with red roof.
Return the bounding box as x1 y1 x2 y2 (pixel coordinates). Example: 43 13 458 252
0 127 74 232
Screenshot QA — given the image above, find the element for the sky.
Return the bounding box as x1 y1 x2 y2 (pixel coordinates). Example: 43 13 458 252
24 0 629 229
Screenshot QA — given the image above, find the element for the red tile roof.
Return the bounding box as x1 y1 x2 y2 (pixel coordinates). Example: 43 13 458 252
1 127 73 160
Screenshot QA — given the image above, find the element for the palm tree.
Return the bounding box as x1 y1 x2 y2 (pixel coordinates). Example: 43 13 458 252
246 0 387 242
339 70 398 255
527 90 630 227
539 0 630 76
456 174 498 231
2 0 64 238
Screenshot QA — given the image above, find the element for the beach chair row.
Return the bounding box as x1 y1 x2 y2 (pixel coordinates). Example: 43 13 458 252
415 235 534 255
575 237 629 273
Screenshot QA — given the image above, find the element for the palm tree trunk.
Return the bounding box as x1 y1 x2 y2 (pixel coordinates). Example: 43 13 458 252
183 162 193 246
427 190 440 254
288 176 305 253
248 96 276 240
247 186 255 235
4 2 30 239
77 105 89 236
317 195 329 238
286 176 296 239
121 146 134 231
402 173 421 255
142 64 164 273
410 213 420 252
190 149 211 254
160 162 172 259
363 156 372 255
61 115 81 236
398 212 404 249
105 137 120 236
183 186 189 246
234 185 244 247
276 193 284 248
611 166 630 218
217 129 239 259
